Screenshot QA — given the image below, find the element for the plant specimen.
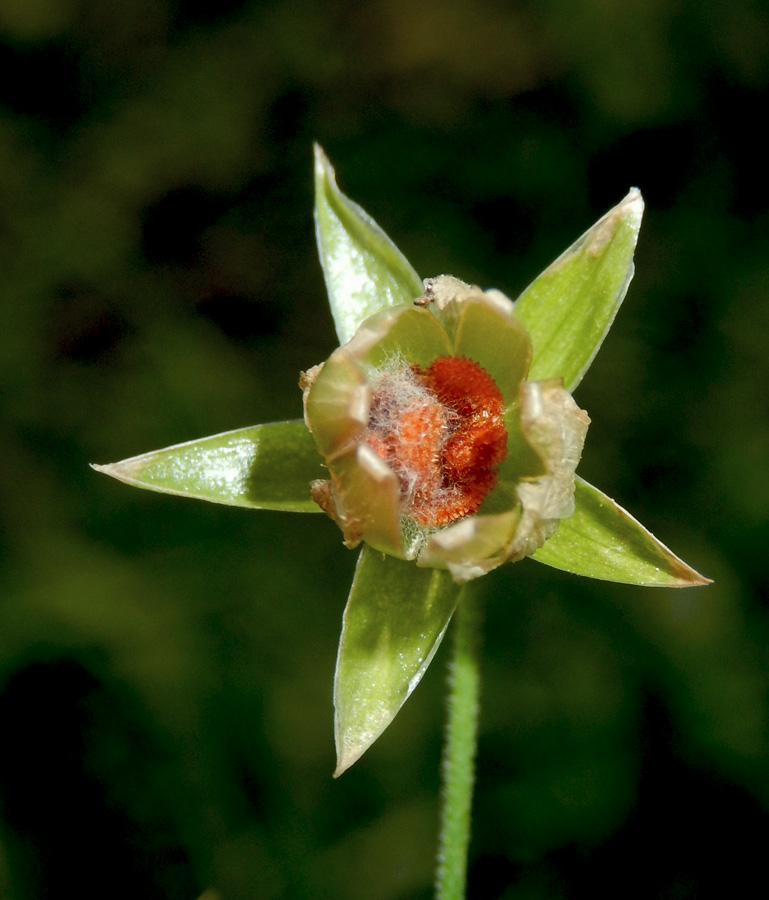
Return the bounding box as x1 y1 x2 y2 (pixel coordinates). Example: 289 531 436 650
95 147 708 899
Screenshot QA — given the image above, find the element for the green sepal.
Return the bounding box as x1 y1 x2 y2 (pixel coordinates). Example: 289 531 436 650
314 144 423 345
532 476 710 586
333 545 462 775
92 420 325 512
515 189 644 392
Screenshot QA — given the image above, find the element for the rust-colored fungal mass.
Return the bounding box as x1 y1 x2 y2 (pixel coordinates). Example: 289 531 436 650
366 355 507 526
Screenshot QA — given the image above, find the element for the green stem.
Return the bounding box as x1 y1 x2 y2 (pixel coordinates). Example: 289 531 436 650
435 587 482 900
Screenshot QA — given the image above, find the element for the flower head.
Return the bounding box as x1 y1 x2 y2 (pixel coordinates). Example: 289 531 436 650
93 146 709 774
302 276 590 582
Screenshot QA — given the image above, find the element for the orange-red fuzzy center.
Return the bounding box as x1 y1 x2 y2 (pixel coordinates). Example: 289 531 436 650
366 356 507 526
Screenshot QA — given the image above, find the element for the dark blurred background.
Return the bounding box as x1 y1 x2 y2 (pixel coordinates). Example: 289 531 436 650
1 0 767 897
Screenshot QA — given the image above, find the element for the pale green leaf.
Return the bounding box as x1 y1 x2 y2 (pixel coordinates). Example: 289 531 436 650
515 189 644 392
314 144 423 345
334 546 462 775
92 420 325 512
532 476 710 586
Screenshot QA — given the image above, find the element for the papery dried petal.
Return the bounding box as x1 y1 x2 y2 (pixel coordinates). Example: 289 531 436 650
511 379 591 559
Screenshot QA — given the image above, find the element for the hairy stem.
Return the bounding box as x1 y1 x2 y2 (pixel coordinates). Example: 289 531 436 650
435 587 482 900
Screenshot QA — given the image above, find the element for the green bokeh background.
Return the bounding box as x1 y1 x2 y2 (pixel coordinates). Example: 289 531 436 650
1 1 767 897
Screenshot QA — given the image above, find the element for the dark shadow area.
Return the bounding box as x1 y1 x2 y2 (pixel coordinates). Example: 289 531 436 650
0 659 198 900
